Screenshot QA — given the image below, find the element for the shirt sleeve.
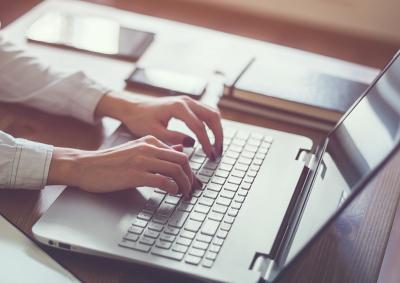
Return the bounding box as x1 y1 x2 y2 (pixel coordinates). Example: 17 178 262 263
0 36 109 124
0 131 53 190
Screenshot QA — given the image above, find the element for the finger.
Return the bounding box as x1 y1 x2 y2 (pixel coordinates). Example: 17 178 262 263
138 172 179 195
172 102 215 160
152 147 193 187
158 128 195 147
144 158 192 198
172 144 183 152
185 99 224 156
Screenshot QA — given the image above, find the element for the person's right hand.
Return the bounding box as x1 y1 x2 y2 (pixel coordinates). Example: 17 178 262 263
48 135 201 198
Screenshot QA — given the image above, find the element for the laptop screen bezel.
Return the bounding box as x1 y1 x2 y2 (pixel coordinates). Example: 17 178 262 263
273 50 400 281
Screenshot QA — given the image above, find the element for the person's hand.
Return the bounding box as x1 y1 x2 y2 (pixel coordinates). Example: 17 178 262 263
48 135 202 198
95 93 224 160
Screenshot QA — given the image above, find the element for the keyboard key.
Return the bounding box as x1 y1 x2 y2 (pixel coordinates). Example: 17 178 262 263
198 175 210 184
137 212 152 221
203 190 218 199
232 139 246 146
119 240 151 252
220 190 235 199
213 238 224 246
244 144 258 153
224 215 235 224
129 226 144 234
164 195 181 205
190 161 202 170
229 144 243 153
199 197 214 207
213 204 228 214
154 188 167 195
221 157 236 165
144 230 160 239
243 176 255 183
168 211 189 228
207 183 222 192
253 158 263 166
152 247 184 261
132 219 148 228
181 230 196 239
172 244 188 253
193 241 209 250
208 211 224 222
139 236 156 246
192 155 206 164
216 196 231 207
124 233 139 242
224 183 239 192
185 219 202 232
227 176 242 185
219 163 233 172
176 237 192 246
216 230 228 239
235 163 249 172
148 222 163 232
202 259 214 268
241 182 251 190
220 223 232 231
164 226 180 235
204 161 219 170
185 255 202 265
160 234 176 242
215 169 229 178
211 176 225 185
194 204 211 214
205 251 218 260
201 219 219 236
146 193 165 209
226 151 239 159
238 157 252 165
177 202 194 212
247 170 257 177
199 168 214 177
188 248 205 257
157 202 176 216
196 234 213 243
231 202 242 210
209 244 221 253
192 189 202 198
248 138 261 146
190 211 206 222
241 151 255 159
155 240 172 249
152 215 168 224
231 170 245 178
238 189 248 197
195 148 207 157
182 197 197 205
236 131 249 140
234 195 245 203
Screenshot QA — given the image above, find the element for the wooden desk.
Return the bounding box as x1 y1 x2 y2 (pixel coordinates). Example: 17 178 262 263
1 1 398 282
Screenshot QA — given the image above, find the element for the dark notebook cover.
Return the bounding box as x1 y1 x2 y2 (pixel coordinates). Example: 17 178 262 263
229 58 369 122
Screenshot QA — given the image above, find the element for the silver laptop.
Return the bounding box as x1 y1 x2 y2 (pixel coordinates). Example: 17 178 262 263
32 51 400 283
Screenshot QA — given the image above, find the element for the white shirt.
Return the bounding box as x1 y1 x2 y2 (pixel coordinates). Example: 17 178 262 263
0 36 108 190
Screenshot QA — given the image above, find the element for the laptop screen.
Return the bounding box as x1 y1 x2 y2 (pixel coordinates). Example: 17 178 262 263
283 53 400 266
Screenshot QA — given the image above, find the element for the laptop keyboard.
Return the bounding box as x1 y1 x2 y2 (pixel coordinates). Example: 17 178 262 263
119 127 273 268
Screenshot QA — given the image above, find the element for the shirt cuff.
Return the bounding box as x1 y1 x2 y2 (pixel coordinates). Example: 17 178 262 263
10 139 54 190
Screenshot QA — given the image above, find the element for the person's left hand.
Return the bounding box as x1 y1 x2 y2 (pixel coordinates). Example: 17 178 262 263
95 93 223 160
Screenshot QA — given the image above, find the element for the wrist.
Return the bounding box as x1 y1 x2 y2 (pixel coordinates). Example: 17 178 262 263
47 147 84 186
95 91 138 122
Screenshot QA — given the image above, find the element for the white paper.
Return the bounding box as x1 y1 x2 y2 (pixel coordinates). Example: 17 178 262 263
0 215 80 283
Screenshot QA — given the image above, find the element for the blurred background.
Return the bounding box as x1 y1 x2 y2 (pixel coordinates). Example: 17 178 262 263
0 0 399 68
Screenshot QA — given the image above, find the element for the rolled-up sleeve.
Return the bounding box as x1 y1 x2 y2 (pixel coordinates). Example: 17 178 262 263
0 131 53 190
0 36 109 124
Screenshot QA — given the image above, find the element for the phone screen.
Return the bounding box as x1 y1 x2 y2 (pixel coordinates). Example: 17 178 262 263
26 12 154 61
127 67 207 97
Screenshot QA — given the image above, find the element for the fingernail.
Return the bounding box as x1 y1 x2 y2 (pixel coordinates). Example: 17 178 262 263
183 136 195 147
210 149 217 161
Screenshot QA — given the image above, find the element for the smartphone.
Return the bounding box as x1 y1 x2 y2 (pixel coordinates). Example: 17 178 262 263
125 67 207 98
26 12 154 61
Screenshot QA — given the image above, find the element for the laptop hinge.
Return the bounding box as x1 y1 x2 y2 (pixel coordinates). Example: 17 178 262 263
251 254 276 283
296 148 316 169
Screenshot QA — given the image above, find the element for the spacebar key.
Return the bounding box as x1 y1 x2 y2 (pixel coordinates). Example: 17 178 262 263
151 247 184 261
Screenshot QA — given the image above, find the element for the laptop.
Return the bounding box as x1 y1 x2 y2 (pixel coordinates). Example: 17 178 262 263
32 51 400 283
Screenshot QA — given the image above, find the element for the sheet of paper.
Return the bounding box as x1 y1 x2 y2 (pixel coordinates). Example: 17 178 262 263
0 215 80 283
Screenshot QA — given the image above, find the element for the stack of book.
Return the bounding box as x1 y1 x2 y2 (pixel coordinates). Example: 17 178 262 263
219 57 370 131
